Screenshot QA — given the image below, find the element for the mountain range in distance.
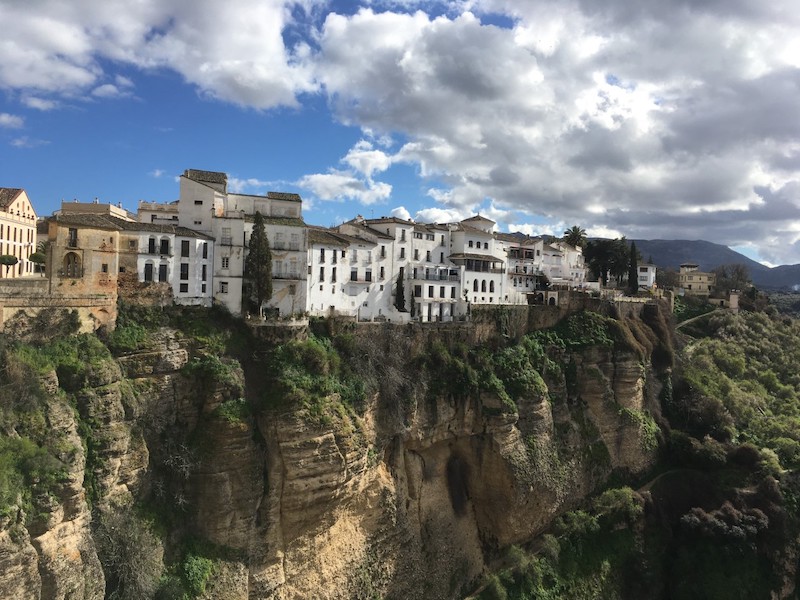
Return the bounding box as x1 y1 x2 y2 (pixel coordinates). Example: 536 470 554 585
630 239 800 290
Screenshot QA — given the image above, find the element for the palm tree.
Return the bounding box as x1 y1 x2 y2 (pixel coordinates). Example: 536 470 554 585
562 225 587 248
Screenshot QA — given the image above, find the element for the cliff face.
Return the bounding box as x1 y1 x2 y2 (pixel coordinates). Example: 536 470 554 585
0 305 668 599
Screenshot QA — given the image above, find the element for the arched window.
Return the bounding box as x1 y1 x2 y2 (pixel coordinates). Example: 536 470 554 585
63 252 81 278
473 280 478 292
489 281 495 293
481 280 487 292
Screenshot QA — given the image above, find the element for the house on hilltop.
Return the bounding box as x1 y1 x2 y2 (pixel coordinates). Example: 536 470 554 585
679 263 715 297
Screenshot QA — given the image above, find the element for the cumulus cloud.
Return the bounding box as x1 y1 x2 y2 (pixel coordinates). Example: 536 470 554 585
391 206 411 220
2 0 800 260
228 177 272 194
0 113 24 128
310 2 800 260
297 170 391 205
149 169 165 178
22 97 58 111
0 0 318 107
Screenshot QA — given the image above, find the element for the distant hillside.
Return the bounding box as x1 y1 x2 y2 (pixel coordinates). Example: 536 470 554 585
630 239 800 289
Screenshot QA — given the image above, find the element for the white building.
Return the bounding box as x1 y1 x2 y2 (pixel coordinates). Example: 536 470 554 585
449 215 506 306
135 224 214 306
138 201 180 226
636 264 657 290
174 169 307 317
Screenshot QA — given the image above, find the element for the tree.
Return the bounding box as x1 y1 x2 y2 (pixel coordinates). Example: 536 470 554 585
713 264 751 295
562 225 587 248
394 267 406 312
656 268 680 290
585 238 633 287
243 212 272 314
627 241 639 295
29 252 46 275
0 255 18 276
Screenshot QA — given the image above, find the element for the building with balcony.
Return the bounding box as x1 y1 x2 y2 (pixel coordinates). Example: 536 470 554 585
0 188 38 278
637 264 657 290
174 169 307 317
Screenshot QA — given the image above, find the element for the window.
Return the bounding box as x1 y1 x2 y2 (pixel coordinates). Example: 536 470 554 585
221 227 232 245
414 232 423 239
320 267 325 280
414 285 422 298
128 240 137 250
221 257 230 269
440 286 445 298
400 248 406 259
380 246 386 258
194 220 202 226
194 200 203 205
365 270 372 282
332 267 337 283
484 242 488 250
481 280 487 292
489 280 495 293
400 230 406 241
441 235 445 246
469 240 474 248
426 233 434 241
379 285 384 291
440 252 444 263
144 263 153 282
426 251 431 262
201 283 206 293
320 248 325 262
159 238 169 255
220 281 228 293
351 269 358 281
473 280 478 292
202 265 207 281
380 266 385 279
158 264 167 282
148 237 156 253
451 287 456 299
181 240 190 257
101 263 108 273
202 243 208 259
68 228 78 247
414 249 420 260
180 283 188 293
342 249 346 258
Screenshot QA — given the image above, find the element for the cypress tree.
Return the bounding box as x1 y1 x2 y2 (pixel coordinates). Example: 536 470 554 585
394 267 406 312
244 212 273 313
628 241 639 295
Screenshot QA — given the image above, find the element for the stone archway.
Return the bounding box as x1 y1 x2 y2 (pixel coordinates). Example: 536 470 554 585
63 252 81 278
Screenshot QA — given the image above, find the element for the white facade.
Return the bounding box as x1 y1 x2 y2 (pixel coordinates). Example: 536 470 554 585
172 170 307 317
136 228 214 306
637 264 657 290
138 201 180 226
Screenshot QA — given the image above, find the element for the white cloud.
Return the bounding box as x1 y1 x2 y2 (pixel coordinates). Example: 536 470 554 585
0 113 23 128
298 170 392 205
342 140 393 178
22 97 58 111
92 83 127 98
149 169 165 178
391 206 411 220
10 136 49 148
228 177 272 194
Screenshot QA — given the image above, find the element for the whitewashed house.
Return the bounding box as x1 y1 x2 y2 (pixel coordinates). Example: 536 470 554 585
636 264 657 290
449 215 506 306
173 169 307 317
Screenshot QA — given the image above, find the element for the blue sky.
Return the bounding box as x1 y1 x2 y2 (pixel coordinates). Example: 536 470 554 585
1 0 799 265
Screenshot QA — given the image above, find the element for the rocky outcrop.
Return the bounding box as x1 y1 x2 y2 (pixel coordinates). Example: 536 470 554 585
1 307 668 599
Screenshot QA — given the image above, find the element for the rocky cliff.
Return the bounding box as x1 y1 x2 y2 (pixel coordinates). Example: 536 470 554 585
0 303 672 599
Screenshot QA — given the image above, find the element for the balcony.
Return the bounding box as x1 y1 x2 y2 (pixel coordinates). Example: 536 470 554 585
220 236 233 246
349 277 372 284
272 242 301 251
273 271 303 280
67 238 78 248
